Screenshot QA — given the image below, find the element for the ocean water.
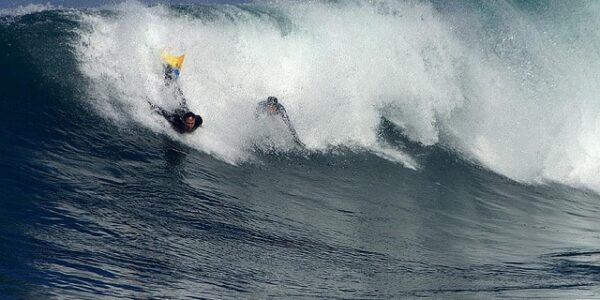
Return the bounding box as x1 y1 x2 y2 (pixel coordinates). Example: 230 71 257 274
2 1 600 299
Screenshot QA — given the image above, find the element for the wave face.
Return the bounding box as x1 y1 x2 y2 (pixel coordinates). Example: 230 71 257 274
73 0 600 191
2 1 600 299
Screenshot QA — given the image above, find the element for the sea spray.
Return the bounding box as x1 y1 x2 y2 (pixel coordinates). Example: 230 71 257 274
74 0 600 192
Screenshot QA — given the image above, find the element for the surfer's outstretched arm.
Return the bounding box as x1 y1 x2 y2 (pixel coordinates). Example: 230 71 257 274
175 87 187 106
147 100 176 124
148 101 168 118
279 107 304 147
163 65 190 111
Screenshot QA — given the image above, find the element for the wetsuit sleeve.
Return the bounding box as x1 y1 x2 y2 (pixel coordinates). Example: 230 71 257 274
278 105 293 131
170 116 186 134
278 105 303 145
163 64 190 110
174 86 188 108
148 101 171 120
148 101 186 133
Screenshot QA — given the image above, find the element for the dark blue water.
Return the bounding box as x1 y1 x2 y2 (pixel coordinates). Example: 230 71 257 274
2 2 600 299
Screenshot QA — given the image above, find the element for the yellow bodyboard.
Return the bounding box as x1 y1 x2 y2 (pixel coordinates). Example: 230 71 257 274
161 50 185 71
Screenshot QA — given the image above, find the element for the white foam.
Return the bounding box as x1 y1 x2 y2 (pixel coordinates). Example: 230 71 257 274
74 1 600 193
75 0 423 169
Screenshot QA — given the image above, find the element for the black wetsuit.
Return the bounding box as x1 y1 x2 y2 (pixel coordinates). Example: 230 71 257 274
149 66 202 134
151 104 202 134
256 99 302 145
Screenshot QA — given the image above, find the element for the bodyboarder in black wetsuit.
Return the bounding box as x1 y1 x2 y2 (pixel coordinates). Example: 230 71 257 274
150 103 202 134
149 65 202 134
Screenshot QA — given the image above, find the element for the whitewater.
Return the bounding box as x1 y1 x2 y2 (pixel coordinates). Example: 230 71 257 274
71 0 600 193
2 0 600 299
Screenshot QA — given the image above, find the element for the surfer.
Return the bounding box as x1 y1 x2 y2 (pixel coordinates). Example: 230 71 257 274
149 52 203 134
150 102 202 134
256 96 303 146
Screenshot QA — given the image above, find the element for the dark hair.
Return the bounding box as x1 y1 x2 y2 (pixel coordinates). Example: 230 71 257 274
267 96 278 105
183 112 196 119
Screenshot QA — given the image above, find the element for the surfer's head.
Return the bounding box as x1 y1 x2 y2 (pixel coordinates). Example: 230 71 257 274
183 112 197 132
267 96 278 106
266 96 278 115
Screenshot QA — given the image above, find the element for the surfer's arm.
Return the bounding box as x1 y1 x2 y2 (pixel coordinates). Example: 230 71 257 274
148 100 174 122
175 87 187 107
279 107 303 146
149 102 186 133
